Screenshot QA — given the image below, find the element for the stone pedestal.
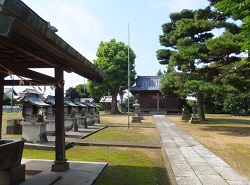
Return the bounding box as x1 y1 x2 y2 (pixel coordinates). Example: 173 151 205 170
86 115 94 126
51 161 69 172
45 119 55 136
93 114 100 124
189 115 200 123
78 117 87 128
64 118 73 131
71 118 78 132
21 121 48 143
6 119 23 134
131 114 142 123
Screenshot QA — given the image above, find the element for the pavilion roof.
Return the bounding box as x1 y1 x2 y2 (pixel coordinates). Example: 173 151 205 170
0 0 104 84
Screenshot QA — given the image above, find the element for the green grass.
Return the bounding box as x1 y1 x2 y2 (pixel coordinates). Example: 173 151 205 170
87 127 160 143
1 113 170 185
23 146 170 185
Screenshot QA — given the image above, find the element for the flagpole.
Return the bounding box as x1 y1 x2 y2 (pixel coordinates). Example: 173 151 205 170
127 23 130 128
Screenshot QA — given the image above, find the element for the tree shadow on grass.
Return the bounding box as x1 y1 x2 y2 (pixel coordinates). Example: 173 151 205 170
201 117 250 125
201 118 250 137
93 165 171 185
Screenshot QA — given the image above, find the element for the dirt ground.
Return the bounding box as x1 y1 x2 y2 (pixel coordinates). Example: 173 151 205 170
101 114 250 180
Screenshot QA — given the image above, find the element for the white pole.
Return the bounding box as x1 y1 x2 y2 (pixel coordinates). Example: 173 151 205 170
83 78 86 95
127 23 130 128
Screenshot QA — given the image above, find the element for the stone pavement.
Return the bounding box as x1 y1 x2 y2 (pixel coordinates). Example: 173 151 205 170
154 115 250 185
20 159 107 185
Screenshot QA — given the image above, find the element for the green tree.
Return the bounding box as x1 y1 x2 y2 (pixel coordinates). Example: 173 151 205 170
224 92 250 115
156 69 164 76
3 94 11 105
75 84 90 98
157 8 245 121
65 87 80 100
87 39 136 114
210 0 250 69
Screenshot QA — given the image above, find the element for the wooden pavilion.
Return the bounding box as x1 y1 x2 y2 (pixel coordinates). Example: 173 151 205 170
0 0 104 172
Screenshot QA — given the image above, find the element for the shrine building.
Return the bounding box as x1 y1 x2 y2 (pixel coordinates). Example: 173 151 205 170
130 76 180 114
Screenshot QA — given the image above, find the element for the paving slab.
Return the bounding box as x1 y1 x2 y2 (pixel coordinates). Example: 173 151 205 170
21 159 107 185
154 115 250 185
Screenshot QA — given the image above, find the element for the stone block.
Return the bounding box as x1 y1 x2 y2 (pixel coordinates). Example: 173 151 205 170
0 164 25 185
6 119 23 134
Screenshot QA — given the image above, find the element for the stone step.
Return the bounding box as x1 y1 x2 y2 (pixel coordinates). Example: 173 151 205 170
20 172 61 185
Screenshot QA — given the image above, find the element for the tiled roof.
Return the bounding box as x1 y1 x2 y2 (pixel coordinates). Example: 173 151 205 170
64 97 77 106
74 98 87 107
84 100 95 107
130 76 162 91
18 93 49 106
44 95 55 105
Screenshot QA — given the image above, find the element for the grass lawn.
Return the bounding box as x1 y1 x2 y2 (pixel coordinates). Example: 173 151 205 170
23 146 170 185
87 126 160 143
1 113 171 185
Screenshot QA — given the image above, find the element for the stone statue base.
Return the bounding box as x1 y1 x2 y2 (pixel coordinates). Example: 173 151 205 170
189 115 200 123
131 115 141 123
51 161 69 172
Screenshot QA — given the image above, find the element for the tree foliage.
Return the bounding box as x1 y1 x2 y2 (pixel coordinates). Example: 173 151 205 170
65 87 79 100
75 84 90 98
157 7 247 121
3 94 11 105
87 39 136 114
211 0 250 68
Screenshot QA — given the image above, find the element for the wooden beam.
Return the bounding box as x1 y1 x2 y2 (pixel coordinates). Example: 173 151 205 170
0 61 61 84
3 80 52 86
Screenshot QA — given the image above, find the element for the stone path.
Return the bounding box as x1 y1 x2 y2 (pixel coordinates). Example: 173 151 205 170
154 115 250 185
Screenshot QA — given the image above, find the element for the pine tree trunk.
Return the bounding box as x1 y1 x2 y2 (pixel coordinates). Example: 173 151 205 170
197 93 206 121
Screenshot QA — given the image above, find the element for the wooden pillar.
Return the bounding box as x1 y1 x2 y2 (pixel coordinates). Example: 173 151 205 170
51 68 69 171
0 76 4 139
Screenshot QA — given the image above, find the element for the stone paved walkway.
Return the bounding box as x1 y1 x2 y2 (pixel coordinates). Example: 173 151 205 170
154 115 250 185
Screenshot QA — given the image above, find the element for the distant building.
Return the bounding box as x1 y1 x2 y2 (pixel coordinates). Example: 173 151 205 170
100 96 112 114
130 76 179 114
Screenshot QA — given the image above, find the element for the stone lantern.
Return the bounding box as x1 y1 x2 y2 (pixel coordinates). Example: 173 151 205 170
74 98 88 128
18 93 49 143
64 97 78 131
43 95 56 135
131 103 142 123
189 101 200 123
83 100 95 126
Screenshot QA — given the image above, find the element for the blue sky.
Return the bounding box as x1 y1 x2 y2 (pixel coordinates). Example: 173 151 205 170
12 0 209 95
